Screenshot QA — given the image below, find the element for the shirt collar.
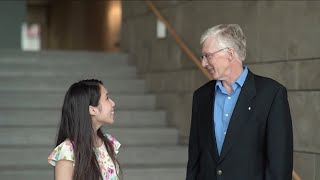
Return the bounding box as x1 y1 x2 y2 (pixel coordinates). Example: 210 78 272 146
236 66 248 87
215 66 248 93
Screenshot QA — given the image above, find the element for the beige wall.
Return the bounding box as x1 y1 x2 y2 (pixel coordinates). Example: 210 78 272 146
121 1 320 179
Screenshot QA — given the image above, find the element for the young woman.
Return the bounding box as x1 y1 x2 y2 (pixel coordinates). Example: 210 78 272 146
48 79 121 180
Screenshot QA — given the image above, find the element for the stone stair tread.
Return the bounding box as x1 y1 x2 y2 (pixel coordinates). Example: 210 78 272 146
0 58 128 65
0 51 185 180
0 109 167 127
0 127 179 146
0 146 188 166
0 66 137 77
0 93 156 109
0 61 129 68
0 64 135 70
0 50 128 63
123 167 186 180
0 167 186 180
0 77 146 93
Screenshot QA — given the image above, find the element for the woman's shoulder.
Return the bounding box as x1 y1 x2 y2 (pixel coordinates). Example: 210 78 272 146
48 139 75 166
103 133 121 154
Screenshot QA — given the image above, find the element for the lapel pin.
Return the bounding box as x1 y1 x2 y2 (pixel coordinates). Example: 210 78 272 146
248 107 251 110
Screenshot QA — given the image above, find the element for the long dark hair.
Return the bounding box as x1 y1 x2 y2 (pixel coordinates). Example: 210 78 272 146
55 79 121 180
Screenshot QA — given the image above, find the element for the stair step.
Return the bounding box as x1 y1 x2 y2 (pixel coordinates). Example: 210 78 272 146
0 127 178 146
0 167 186 180
0 146 187 167
0 77 146 93
0 61 133 71
0 109 167 127
0 50 185 180
0 66 136 77
119 146 187 165
123 167 186 180
0 169 53 180
0 50 128 64
0 59 128 68
0 93 156 109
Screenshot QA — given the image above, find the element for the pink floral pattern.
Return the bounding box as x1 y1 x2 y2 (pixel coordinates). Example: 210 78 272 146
48 133 120 180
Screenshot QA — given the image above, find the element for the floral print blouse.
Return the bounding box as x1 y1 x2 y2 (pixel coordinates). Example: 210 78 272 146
48 133 120 180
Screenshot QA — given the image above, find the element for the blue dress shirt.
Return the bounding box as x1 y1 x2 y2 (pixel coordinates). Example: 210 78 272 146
214 66 248 155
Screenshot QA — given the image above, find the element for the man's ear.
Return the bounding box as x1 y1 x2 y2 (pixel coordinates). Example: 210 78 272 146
89 105 97 116
227 48 235 61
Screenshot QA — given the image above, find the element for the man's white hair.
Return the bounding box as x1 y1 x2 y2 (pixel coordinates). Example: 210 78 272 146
200 24 246 61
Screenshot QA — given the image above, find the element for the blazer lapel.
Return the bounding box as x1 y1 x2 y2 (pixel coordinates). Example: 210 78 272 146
202 80 219 163
219 71 257 163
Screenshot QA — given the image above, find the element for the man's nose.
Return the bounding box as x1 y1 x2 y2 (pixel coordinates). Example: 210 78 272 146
201 59 208 67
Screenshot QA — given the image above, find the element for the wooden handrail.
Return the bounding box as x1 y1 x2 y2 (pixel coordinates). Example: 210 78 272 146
292 169 301 180
144 1 302 180
144 0 212 80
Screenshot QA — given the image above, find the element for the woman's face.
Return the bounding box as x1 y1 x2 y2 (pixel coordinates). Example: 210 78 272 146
92 85 116 126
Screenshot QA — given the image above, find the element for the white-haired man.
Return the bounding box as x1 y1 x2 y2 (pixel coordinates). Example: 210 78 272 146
186 24 293 180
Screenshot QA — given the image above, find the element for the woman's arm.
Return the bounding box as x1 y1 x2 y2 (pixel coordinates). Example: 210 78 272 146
55 160 74 180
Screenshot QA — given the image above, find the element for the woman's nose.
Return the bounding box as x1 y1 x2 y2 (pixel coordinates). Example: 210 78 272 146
110 98 115 107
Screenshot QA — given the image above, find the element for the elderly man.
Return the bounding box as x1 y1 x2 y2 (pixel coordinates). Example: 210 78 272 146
186 24 293 180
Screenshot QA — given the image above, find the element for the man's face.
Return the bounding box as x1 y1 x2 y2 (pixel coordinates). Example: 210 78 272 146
201 37 231 80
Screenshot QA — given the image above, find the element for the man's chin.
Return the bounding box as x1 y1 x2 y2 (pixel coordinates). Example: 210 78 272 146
210 72 218 79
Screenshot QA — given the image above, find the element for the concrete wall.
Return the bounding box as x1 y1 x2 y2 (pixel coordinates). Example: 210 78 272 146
121 1 320 179
0 1 26 49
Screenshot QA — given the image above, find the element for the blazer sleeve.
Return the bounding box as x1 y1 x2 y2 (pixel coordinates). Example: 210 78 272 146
265 86 293 180
186 92 200 180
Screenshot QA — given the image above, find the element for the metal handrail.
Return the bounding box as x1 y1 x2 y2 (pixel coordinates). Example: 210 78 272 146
144 0 301 180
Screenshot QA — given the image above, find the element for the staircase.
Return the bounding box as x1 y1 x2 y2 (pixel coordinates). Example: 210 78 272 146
0 50 187 180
